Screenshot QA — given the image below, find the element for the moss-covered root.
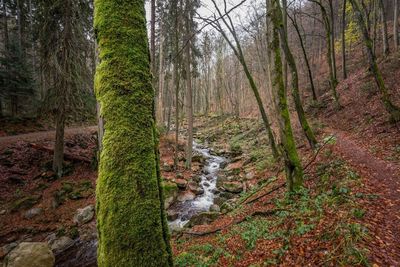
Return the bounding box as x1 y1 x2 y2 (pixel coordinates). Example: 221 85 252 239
94 0 172 266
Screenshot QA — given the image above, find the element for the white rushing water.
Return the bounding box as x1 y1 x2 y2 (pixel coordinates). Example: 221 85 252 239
168 142 226 230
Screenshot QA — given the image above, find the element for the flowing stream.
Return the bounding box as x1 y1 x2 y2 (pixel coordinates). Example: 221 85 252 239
168 142 227 229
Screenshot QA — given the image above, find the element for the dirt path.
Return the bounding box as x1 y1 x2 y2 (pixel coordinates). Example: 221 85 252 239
326 128 400 266
0 126 97 150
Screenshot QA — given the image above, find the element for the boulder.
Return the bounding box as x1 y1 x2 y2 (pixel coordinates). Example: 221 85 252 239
50 236 74 253
163 182 178 209
4 242 54 267
23 208 43 219
245 171 255 180
187 212 220 227
174 179 187 190
177 191 196 202
0 209 6 215
73 205 94 225
1 242 18 257
222 181 243 193
188 182 204 195
213 196 227 206
219 161 228 169
209 204 220 212
167 210 179 221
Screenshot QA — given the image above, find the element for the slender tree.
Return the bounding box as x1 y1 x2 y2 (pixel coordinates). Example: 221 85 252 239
94 0 173 266
342 0 347 79
378 0 389 56
395 0 399 51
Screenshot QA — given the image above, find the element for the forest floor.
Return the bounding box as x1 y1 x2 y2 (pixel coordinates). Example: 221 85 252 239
0 57 399 266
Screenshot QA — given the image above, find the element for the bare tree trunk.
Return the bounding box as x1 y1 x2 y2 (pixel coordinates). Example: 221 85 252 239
395 0 399 50
378 0 389 56
342 0 347 79
349 0 400 121
184 0 193 169
157 25 165 124
53 104 65 177
328 0 338 84
289 13 318 101
2 0 8 52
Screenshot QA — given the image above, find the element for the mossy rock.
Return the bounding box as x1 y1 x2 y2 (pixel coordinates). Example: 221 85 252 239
11 195 41 212
163 182 179 199
186 212 221 227
222 182 243 193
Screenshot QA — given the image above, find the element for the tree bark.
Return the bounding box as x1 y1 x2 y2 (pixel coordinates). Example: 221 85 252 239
342 0 347 79
94 0 173 265
395 0 399 50
349 0 400 121
270 0 304 191
184 0 193 169
378 0 389 56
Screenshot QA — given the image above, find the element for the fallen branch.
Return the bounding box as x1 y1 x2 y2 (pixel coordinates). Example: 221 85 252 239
181 208 283 237
303 134 336 172
29 143 91 163
244 182 286 205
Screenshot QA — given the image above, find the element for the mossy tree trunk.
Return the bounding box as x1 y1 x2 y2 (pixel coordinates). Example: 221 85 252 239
349 0 400 122
277 9 318 149
94 0 173 266
269 0 304 191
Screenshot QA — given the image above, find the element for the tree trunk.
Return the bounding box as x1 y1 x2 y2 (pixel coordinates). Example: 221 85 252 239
328 0 338 85
184 0 193 170
270 0 304 191
52 105 65 177
278 8 318 149
349 0 400 121
289 14 318 101
378 0 389 56
157 25 165 125
395 0 399 50
94 0 173 266
2 0 8 52
342 0 347 79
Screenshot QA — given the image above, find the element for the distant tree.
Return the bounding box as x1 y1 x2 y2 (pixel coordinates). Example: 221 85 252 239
94 0 173 265
38 0 92 176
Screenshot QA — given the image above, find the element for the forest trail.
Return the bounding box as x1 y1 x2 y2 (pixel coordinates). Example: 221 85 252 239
325 128 400 265
0 126 97 150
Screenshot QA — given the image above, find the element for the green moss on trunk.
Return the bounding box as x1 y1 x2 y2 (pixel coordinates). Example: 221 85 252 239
94 1 172 266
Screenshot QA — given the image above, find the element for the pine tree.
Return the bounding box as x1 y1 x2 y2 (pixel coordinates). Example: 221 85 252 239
94 0 173 266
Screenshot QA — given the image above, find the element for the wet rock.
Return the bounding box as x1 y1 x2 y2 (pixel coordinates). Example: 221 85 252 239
174 179 187 189
222 181 243 193
0 209 6 215
73 205 94 225
192 154 204 164
203 181 210 187
213 196 227 206
167 211 179 221
192 176 202 183
50 236 74 253
187 212 220 227
4 242 54 267
209 204 220 212
188 182 204 195
78 225 97 241
23 208 43 219
219 161 228 169
177 191 196 202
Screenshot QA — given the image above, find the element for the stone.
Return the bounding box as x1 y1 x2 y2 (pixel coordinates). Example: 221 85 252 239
163 182 179 209
219 161 228 169
221 200 236 213
4 242 54 267
1 242 18 257
73 205 94 225
188 181 204 195
222 181 244 193
174 179 187 189
209 204 220 212
187 212 220 227
50 236 74 253
203 182 210 187
176 173 184 179
23 208 43 219
162 162 173 172
0 209 6 215
177 191 196 202
167 211 179 221
192 176 202 183
192 154 204 163
245 171 255 180
213 196 227 206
